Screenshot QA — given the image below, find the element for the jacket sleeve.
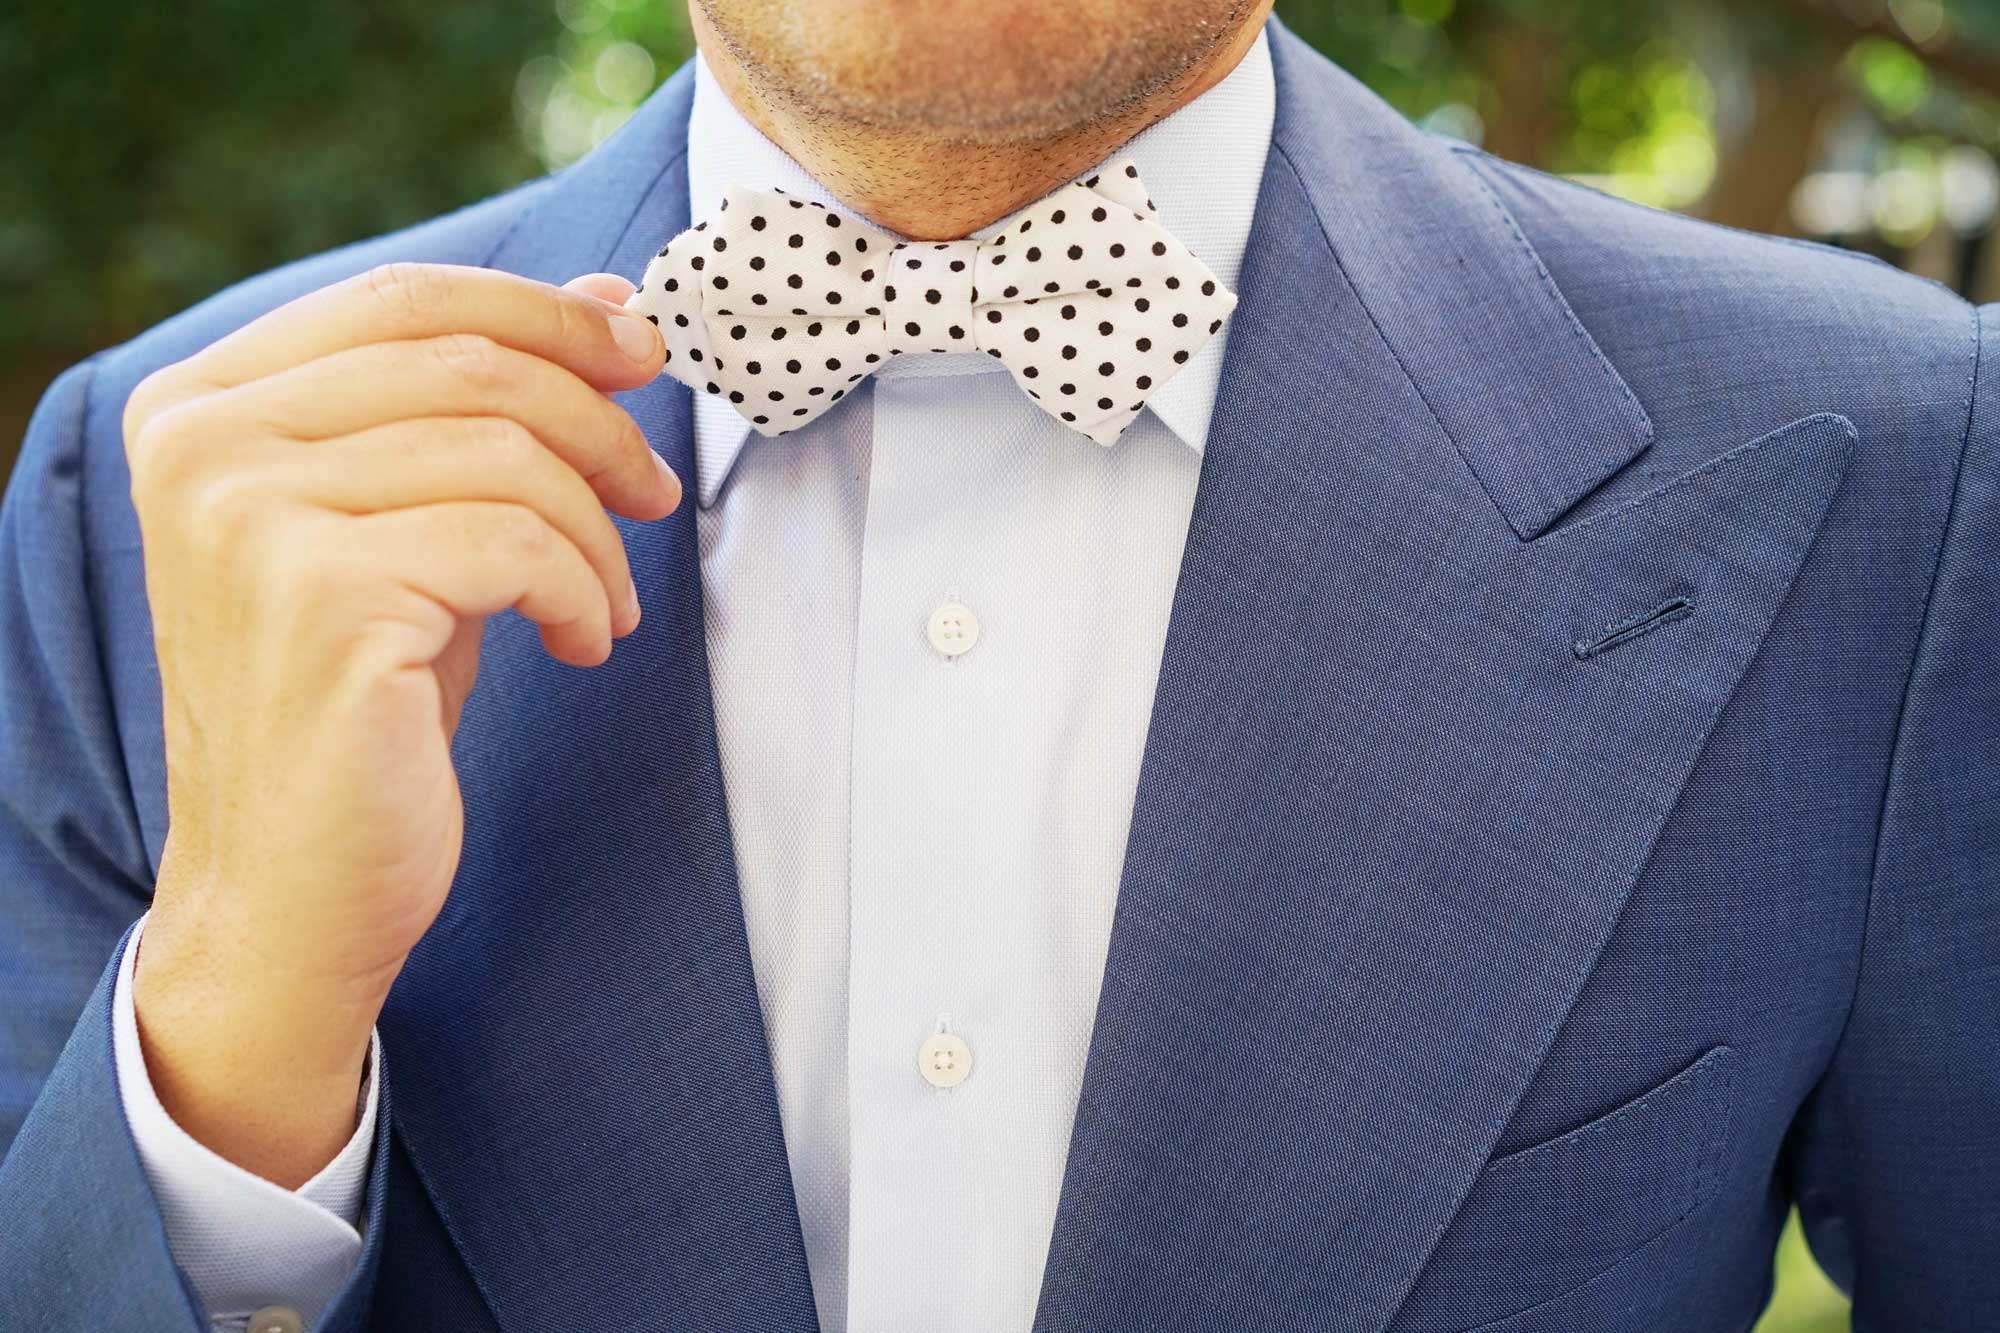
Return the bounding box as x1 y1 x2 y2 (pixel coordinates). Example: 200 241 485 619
0 358 392 1331
1786 303 2000 1328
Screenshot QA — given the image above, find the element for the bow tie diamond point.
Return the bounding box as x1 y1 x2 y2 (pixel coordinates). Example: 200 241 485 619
627 158 1236 445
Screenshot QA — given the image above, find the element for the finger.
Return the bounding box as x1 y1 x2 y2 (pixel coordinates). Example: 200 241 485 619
186 335 680 522
348 500 616 667
187 262 667 396
563 272 638 306
278 417 644 636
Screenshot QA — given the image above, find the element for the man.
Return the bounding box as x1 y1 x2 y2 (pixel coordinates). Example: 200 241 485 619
0 0 1993 1328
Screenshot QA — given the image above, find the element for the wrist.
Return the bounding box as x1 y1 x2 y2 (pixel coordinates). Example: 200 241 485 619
132 913 383 1189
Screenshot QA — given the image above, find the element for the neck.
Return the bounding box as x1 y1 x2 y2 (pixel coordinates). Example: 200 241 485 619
688 4 1271 240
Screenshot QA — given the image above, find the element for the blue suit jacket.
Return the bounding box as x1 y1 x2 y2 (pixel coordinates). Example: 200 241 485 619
2 19 1995 1332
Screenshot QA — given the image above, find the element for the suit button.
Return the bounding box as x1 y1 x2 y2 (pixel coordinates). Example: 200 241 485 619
247 1307 305 1333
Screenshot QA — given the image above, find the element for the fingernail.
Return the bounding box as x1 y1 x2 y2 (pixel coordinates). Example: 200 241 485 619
612 313 662 363
652 450 681 501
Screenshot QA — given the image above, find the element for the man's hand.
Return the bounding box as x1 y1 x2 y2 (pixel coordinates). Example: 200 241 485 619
121 263 677 1188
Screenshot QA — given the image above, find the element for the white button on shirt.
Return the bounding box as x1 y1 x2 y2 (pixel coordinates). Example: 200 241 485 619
109 27 1276 1333
927 599 979 657
918 1028 974 1090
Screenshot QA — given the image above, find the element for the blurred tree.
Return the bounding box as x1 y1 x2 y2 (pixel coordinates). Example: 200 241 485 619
0 3 554 447
1275 0 2000 241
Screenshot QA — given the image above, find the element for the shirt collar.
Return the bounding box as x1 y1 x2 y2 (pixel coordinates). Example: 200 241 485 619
685 24 1275 508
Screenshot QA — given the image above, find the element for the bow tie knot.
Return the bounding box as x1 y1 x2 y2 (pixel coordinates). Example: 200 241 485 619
881 239 983 357
627 158 1236 445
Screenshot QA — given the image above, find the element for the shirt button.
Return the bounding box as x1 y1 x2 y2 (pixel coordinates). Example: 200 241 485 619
927 600 980 657
918 1031 973 1088
247 1307 306 1333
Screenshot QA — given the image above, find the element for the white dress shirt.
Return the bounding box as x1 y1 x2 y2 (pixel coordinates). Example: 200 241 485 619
110 28 1274 1331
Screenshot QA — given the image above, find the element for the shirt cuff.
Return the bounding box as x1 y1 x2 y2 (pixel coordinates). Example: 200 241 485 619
111 910 380 1329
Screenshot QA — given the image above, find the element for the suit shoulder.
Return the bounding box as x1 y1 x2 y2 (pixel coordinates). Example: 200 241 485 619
1451 144 1977 483
1452 144 1969 338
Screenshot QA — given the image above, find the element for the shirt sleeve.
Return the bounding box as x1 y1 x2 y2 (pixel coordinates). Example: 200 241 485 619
112 910 380 1331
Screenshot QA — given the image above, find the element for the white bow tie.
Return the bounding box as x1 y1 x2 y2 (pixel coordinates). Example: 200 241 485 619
626 157 1237 445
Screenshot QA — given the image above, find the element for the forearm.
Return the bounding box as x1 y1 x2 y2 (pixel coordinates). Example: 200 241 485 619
132 871 386 1190
117 912 380 1328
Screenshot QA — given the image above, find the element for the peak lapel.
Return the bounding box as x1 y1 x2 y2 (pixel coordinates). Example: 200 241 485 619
1033 22 1850 1333
377 64 819 1332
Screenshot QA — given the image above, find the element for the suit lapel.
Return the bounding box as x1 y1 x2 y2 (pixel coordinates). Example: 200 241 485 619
1033 22 1851 1333
378 66 820 1331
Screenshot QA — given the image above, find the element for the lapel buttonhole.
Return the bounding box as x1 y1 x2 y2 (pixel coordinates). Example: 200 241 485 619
1573 595 1696 661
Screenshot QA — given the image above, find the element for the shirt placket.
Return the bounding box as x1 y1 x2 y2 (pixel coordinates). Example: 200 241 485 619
844 361 1040 1331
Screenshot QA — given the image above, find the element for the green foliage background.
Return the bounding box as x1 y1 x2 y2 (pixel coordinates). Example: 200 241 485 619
6 6 1996 1324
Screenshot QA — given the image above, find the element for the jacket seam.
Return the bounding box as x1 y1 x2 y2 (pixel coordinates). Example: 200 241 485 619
1818 299 1983 1091
476 144 688 279
1482 1045 1731 1176
1451 149 1658 535
1454 1053 1737 1333
599 146 691 270
476 174 559 271
1264 137 1488 521
1526 412 1853 550
381 1120 515 1333
73 355 155 885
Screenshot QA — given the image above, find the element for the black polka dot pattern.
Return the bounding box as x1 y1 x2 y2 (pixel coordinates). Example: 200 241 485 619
881 239 981 356
624 159 1236 443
